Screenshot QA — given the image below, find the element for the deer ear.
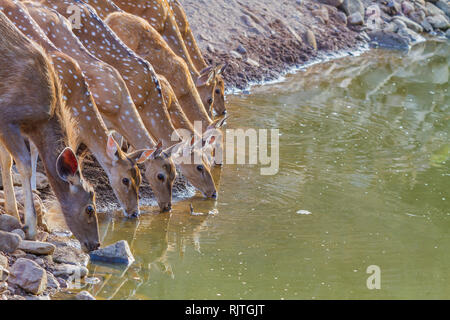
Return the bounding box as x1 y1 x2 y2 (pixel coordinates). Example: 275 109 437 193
56 147 79 182
163 141 185 159
217 62 228 75
196 69 215 87
106 134 119 162
129 142 164 164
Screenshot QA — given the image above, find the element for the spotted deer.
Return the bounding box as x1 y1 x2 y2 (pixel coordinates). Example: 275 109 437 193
0 10 100 249
35 0 222 196
26 0 180 212
4 0 145 218
82 0 225 118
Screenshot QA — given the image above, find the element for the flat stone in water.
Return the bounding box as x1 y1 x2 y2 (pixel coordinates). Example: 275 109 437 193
89 240 135 265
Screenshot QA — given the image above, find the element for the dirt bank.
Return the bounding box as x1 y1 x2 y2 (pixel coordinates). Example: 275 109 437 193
179 0 450 90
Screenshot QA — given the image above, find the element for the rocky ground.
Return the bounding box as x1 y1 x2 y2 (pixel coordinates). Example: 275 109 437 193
180 0 450 90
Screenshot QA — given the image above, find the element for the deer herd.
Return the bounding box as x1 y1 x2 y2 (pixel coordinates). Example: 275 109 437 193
0 0 228 252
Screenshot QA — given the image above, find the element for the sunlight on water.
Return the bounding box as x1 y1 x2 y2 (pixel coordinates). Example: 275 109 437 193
79 41 449 300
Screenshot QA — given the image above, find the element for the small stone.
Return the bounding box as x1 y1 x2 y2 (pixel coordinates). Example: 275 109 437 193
18 241 55 256
245 58 260 67
75 291 96 300
337 11 348 24
0 231 21 254
89 240 135 265
46 272 60 290
318 0 344 7
0 214 21 232
0 265 9 282
230 50 243 59
348 12 364 25
52 264 89 279
0 281 7 294
426 14 450 29
0 253 7 269
11 229 25 240
421 19 434 31
445 28 450 37
436 0 450 17
305 29 317 50
11 249 26 259
236 44 247 54
426 2 446 16
402 1 415 15
342 0 365 16
9 258 47 295
206 44 215 53
394 15 424 32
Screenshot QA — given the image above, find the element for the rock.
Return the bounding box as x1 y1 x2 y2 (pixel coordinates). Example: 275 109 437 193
318 0 343 6
305 29 318 50
397 27 425 43
50 239 90 267
0 214 21 232
46 272 60 290
386 0 402 15
393 15 424 32
313 8 330 23
368 30 410 50
9 258 47 295
0 253 7 269
206 44 215 53
11 229 25 240
52 264 89 279
0 281 7 294
245 58 260 67
426 14 450 29
436 0 450 17
75 291 96 300
402 0 415 15
18 241 56 255
0 231 21 253
426 2 446 15
57 277 68 289
230 50 243 59
0 265 9 282
11 249 26 259
348 12 364 25
236 44 247 54
446 28 450 37
89 240 135 265
341 0 365 16
393 18 408 31
337 11 348 24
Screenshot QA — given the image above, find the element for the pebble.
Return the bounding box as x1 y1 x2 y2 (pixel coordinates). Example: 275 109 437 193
0 230 21 254
9 258 47 295
89 240 135 265
0 215 21 232
18 241 56 256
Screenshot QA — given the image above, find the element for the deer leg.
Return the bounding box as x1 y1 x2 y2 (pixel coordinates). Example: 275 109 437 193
0 128 37 240
0 142 20 220
30 140 39 191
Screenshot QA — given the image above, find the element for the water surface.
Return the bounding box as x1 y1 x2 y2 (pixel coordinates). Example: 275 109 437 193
82 41 449 300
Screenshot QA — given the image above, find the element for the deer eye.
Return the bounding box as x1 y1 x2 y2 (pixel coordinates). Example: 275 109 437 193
122 178 130 186
207 98 213 105
157 173 165 181
215 89 220 94
85 205 95 215
196 165 204 172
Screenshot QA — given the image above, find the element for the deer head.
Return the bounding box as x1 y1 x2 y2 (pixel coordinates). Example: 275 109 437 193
56 148 100 252
130 142 178 212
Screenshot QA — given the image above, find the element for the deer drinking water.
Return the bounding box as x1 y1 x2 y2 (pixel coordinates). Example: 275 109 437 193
26 0 180 212
0 10 99 250
34 0 220 197
3 0 144 218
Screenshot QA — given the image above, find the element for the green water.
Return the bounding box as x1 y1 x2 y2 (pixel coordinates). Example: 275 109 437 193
85 41 449 300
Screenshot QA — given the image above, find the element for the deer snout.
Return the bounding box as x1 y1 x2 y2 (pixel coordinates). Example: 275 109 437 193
83 240 101 252
160 202 172 212
222 110 227 115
